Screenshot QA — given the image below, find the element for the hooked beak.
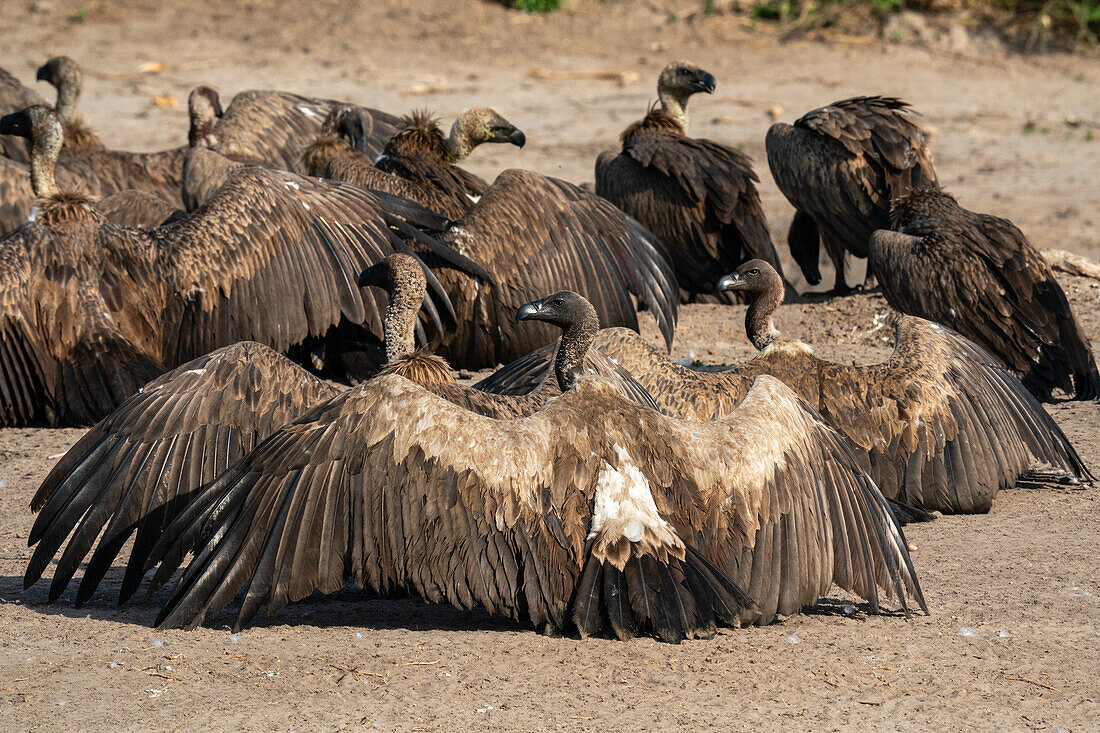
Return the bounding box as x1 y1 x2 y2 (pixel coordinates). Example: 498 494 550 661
716 273 743 293
696 71 717 95
0 111 31 138
35 65 49 83
508 128 526 148
357 263 383 288
516 299 542 322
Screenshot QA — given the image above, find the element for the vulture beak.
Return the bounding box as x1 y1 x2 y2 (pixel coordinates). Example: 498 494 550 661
717 273 743 292
0 111 31 138
695 71 717 95
516 300 542 322
508 128 527 148
357 263 383 288
35 65 49 83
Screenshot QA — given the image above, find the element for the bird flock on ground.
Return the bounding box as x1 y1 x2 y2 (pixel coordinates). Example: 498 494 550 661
1 56 1095 643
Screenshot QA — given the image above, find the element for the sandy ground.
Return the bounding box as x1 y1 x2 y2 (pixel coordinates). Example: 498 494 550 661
1 1 1099 730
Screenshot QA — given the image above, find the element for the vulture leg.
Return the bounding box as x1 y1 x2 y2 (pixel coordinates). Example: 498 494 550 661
823 234 851 295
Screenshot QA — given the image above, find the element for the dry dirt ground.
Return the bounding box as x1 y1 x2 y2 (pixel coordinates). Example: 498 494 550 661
1 1 1099 731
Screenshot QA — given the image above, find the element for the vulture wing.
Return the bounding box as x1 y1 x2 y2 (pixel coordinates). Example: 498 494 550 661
155 166 477 366
96 189 180 228
0 224 164 426
153 376 750 642
870 226 1100 400
0 156 34 235
815 316 1091 513
437 170 678 368
213 90 401 173
766 96 937 258
24 342 339 606
325 155 469 219
596 135 779 297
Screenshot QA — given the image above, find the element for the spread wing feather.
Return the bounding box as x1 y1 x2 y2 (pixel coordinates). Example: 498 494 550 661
24 342 340 606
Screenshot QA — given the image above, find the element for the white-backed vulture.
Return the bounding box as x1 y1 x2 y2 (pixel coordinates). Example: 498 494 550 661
35 56 104 152
24 282 652 607
0 106 479 426
870 187 1100 401
766 96 939 293
146 364 923 641
477 259 1090 515
320 108 526 220
0 65 45 162
211 89 401 174
596 61 783 303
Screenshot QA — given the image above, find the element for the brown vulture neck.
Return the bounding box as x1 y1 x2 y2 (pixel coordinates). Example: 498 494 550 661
383 289 421 364
189 107 218 148
657 90 690 130
554 312 599 392
746 280 783 352
30 127 61 199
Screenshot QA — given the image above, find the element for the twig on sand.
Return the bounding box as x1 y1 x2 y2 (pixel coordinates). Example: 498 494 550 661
402 658 442 666
1002 674 1060 692
528 69 640 86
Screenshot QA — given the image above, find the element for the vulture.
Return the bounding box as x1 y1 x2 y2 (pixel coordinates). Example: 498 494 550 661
766 96 939 293
24 274 650 608
871 187 1100 401
320 108 526 220
477 259 1090 514
596 61 783 303
180 85 237 212
298 104 376 178
145 365 924 640
210 89 401 174
423 169 678 369
0 64 45 162
0 105 480 426
35 56 104 152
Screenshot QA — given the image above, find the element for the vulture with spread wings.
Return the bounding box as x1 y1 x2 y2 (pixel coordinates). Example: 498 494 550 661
0 105 479 426
766 96 938 293
143 369 922 642
596 62 782 303
478 260 1090 514
871 187 1100 401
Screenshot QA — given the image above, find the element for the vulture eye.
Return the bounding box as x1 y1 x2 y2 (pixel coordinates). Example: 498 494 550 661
550 299 565 308
748 268 760 276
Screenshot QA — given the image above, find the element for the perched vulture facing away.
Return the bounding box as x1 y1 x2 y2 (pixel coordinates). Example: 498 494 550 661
146 368 923 640
766 96 938 293
597 61 783 303
24 283 653 608
0 105 479 426
871 187 1100 401
0 64 45 162
210 89 401 174
321 108 525 220
478 259 1090 515
420 169 678 369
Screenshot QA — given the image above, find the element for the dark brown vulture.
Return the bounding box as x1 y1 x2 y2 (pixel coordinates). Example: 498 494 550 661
596 61 782 304
321 108 526 220
766 96 939 293
0 105 478 427
0 64 45 162
210 89 401 174
144 362 923 641
35 56 104 152
24 282 651 608
422 169 678 369
477 259 1090 515
870 187 1100 401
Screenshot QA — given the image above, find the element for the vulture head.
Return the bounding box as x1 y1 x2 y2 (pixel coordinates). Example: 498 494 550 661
787 212 823 286
518 291 600 391
187 86 223 148
1 105 64 195
36 56 83 108
448 107 526 161
657 61 716 129
300 105 373 175
718 260 784 351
